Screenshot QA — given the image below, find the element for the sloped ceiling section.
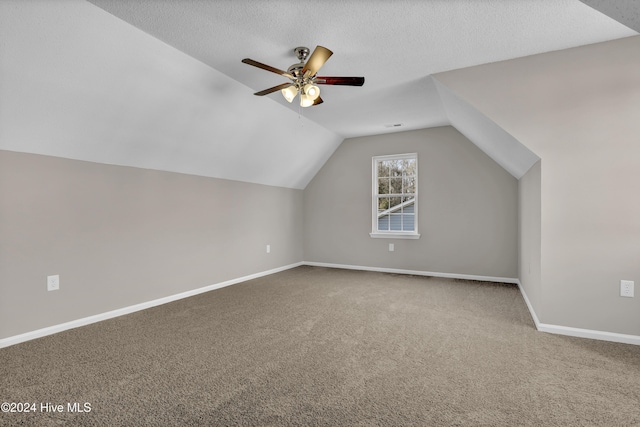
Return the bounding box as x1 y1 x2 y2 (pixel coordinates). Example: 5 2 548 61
1 0 637 190
430 0 640 180
433 78 540 179
432 35 640 157
87 0 636 139
580 0 640 32
0 0 342 190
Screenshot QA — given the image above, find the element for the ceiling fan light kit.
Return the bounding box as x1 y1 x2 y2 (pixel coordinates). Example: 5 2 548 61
299 92 315 107
281 85 297 103
242 45 364 107
303 83 320 97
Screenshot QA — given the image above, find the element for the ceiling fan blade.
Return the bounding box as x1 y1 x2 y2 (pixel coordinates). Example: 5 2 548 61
242 58 293 79
316 76 365 86
302 46 333 76
254 82 293 96
312 96 324 106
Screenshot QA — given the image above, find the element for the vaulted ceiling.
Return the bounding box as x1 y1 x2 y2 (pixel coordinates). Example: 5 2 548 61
0 1 637 188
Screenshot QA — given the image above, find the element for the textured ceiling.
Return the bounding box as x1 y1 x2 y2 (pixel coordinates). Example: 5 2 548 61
0 1 637 189
580 0 640 32
87 0 636 138
0 0 342 189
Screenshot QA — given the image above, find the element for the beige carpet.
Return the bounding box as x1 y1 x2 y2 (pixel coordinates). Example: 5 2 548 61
1 266 639 426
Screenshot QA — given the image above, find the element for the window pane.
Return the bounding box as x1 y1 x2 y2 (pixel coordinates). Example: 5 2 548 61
403 176 415 194
378 177 389 195
402 197 415 213
389 214 402 230
378 197 389 211
391 160 403 177
404 158 416 176
402 214 415 231
390 178 402 194
389 197 401 208
378 216 390 231
378 160 390 178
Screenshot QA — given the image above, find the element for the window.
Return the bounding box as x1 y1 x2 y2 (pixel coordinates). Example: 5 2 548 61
371 153 420 239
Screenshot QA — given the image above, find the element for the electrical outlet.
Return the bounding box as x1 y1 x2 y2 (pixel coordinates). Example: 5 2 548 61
47 275 60 291
620 280 634 298
266 244 271 254
389 243 394 252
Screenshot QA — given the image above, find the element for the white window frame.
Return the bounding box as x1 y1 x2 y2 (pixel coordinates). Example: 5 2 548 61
370 153 420 239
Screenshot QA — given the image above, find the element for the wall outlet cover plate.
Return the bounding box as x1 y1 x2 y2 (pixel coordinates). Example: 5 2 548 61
47 275 60 291
620 280 634 298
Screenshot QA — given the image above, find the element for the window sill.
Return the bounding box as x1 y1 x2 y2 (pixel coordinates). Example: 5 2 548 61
369 232 421 240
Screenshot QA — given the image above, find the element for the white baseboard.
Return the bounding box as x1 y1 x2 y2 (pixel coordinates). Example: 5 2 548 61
515 279 542 330
303 261 519 284
0 262 303 349
516 280 640 346
4 262 638 348
535 323 640 346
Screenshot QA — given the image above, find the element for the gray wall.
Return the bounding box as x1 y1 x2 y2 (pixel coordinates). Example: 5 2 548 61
435 36 640 336
303 127 518 279
0 150 303 339
518 161 542 315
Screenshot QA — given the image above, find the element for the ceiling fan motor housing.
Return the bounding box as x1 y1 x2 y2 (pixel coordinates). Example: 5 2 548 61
294 46 310 61
287 62 306 78
288 46 311 83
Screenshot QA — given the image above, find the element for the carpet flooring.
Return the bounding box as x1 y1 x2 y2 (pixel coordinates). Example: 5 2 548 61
1 266 639 426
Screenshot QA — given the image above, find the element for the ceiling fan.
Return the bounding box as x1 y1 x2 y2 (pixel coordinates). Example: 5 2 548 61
242 45 365 107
